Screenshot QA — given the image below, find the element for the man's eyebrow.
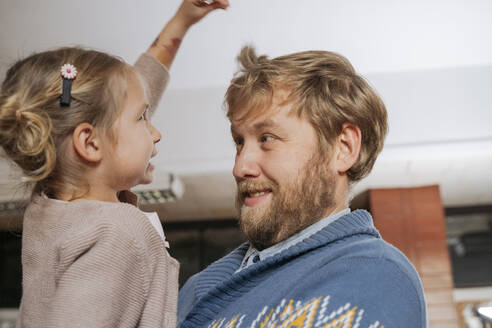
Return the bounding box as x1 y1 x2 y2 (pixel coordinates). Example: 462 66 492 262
252 119 276 131
231 119 277 135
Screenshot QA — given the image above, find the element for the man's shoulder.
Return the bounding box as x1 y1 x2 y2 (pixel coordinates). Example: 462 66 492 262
310 210 419 279
337 233 413 264
317 231 421 283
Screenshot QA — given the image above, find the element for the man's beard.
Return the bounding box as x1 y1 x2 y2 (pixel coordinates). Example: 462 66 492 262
235 154 336 250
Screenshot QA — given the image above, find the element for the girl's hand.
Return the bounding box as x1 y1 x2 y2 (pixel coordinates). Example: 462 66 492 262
174 0 230 28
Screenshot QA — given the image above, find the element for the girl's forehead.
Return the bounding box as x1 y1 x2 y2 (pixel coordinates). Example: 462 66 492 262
129 69 149 103
116 71 147 118
125 70 146 98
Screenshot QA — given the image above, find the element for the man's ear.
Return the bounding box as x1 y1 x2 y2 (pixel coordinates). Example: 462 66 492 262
72 123 103 163
333 123 361 175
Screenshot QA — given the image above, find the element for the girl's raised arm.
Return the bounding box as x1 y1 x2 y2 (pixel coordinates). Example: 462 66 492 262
147 0 229 68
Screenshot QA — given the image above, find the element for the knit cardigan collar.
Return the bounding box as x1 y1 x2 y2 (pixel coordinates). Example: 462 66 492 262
189 209 380 322
35 190 139 207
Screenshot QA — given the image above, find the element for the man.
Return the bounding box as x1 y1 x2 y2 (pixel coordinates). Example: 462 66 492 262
178 46 427 327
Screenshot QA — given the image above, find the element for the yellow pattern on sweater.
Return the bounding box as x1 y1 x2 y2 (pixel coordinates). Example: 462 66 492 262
207 296 385 328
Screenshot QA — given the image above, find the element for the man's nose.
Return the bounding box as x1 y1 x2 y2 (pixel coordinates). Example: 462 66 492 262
233 145 261 180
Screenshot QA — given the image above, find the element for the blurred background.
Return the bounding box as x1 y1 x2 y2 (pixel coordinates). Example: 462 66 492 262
1 0 491 327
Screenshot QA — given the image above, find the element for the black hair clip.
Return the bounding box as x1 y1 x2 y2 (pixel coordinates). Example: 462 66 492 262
60 64 77 106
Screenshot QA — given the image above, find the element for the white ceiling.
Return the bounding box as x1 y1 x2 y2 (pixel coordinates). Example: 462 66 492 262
1 0 492 219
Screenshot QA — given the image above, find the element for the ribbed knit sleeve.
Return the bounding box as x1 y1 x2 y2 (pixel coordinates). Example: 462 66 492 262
134 53 170 116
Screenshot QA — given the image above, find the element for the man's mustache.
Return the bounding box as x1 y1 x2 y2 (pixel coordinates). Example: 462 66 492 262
236 179 278 201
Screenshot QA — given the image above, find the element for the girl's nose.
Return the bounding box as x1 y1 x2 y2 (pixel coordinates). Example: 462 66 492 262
150 122 162 143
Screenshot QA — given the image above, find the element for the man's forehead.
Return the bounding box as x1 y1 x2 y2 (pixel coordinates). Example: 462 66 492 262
229 86 296 121
230 105 307 136
230 102 286 127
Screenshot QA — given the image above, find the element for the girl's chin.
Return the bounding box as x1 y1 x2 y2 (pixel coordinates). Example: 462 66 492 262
136 171 153 185
139 177 153 185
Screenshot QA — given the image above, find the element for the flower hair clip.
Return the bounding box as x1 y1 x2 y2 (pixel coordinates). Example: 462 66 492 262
61 64 77 79
60 64 77 106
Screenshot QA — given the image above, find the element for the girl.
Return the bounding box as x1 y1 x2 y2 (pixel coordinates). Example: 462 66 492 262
0 1 228 327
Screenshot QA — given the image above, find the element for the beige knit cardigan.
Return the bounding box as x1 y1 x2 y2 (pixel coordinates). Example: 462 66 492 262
16 54 179 328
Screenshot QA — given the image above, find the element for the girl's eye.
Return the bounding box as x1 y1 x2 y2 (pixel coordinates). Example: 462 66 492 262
139 108 149 121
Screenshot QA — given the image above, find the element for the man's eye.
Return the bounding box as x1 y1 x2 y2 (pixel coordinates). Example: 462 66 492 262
260 135 274 143
233 138 243 146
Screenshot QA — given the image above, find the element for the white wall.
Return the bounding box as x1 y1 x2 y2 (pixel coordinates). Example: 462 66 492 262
1 0 492 207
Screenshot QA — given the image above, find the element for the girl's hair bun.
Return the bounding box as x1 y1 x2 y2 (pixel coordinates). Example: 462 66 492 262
0 96 56 183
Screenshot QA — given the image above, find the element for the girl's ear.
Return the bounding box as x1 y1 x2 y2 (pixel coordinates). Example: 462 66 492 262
72 123 103 163
333 122 362 175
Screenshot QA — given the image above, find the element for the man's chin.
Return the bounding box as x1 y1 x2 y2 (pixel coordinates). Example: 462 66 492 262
239 202 268 220
238 205 277 248
239 204 261 224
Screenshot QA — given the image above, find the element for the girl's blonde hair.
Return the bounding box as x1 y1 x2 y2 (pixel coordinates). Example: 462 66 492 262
0 47 133 199
225 46 388 182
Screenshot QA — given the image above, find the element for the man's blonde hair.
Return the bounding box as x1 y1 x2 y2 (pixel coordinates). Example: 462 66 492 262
0 47 133 198
225 46 388 182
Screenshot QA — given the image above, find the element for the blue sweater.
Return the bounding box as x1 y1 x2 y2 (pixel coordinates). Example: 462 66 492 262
178 210 427 328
